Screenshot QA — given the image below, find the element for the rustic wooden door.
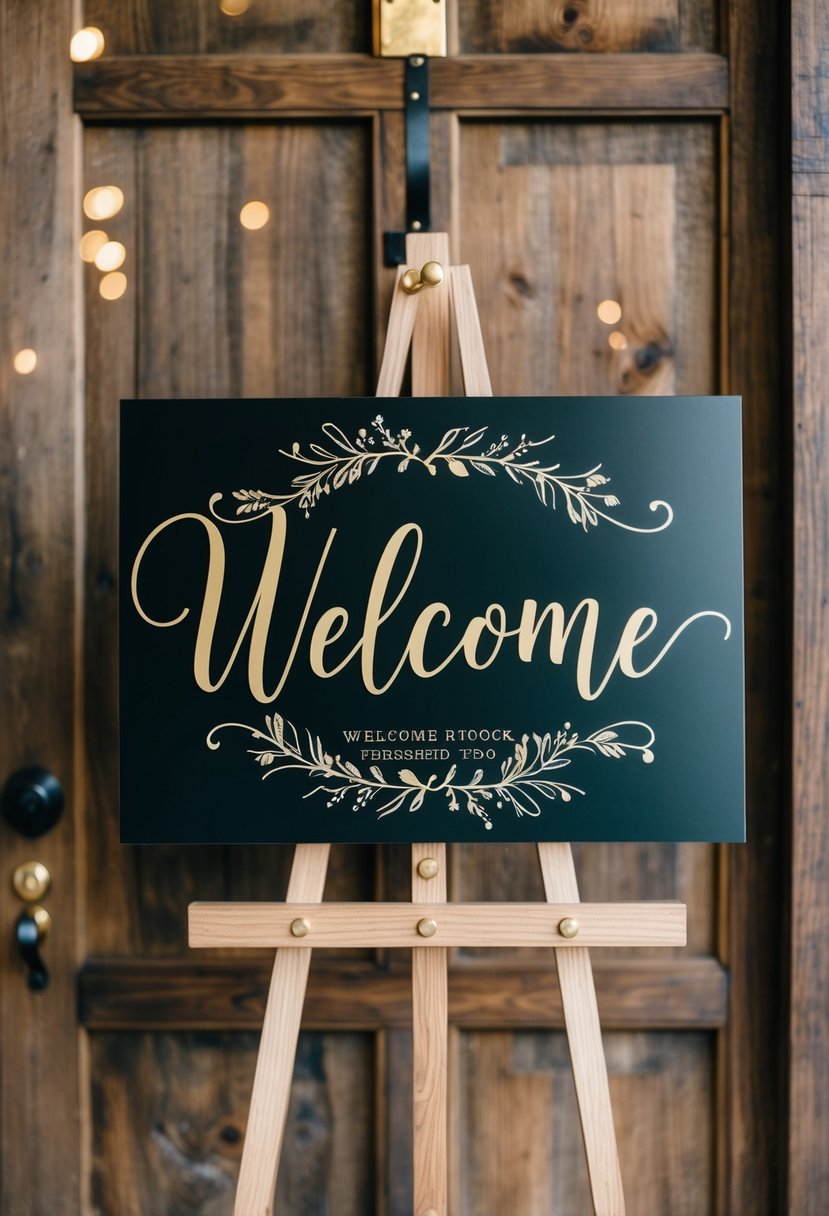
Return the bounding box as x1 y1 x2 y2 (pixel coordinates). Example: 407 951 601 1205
1 1 787 1213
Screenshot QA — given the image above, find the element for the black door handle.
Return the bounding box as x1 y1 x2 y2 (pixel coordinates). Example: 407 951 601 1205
2 766 64 837
16 907 50 992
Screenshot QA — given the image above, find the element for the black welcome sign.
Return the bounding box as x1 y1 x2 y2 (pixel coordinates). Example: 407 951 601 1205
120 397 744 844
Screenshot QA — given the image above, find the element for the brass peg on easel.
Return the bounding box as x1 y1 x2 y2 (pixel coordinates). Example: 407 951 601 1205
401 260 444 294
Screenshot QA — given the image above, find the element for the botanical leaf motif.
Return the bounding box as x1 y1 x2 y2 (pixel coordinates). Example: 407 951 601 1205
398 769 422 787
208 415 673 533
206 717 656 833
271 713 284 748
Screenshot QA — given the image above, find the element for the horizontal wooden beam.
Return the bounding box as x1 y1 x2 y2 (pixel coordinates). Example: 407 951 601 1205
73 53 729 121
74 55 399 118
189 901 686 949
432 53 728 113
78 957 727 1030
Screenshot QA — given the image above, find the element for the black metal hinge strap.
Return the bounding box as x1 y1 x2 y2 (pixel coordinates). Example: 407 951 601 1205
383 55 431 267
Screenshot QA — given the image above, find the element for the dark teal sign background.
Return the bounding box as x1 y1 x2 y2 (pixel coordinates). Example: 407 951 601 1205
120 397 744 844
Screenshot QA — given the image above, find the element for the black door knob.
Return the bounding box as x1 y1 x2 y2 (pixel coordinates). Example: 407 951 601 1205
2 767 64 838
16 907 51 992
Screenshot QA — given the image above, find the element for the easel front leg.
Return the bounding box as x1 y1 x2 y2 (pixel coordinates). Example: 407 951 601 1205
234 843 330 1216
412 843 448 1216
538 842 626 1216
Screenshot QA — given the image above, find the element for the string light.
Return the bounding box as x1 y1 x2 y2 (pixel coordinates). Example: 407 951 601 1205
83 186 124 221
94 241 126 272
597 299 622 325
70 27 105 62
240 201 270 230
80 230 109 262
220 0 250 15
608 331 628 351
100 272 127 300
13 349 37 375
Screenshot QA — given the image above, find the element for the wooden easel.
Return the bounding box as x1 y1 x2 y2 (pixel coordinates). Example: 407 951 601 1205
189 233 686 1216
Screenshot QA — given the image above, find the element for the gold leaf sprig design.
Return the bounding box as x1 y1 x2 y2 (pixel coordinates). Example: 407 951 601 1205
209 415 673 533
206 716 656 832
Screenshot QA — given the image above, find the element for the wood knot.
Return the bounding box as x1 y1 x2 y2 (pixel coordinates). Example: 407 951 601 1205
549 1 594 49
634 340 672 374
611 333 674 395
505 270 534 306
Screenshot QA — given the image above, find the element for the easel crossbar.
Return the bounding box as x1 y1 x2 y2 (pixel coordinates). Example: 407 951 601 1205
189 901 686 950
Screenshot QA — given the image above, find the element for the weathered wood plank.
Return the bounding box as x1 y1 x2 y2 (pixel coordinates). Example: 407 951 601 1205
790 4 829 1211
433 52 727 111
89 1032 375 1216
378 1029 414 1214
456 121 715 401
790 190 829 1212
78 957 728 1029
459 0 718 54
462 1031 715 1215
83 0 369 55
74 55 401 116
0 1 81 1212
73 53 729 119
724 0 788 1212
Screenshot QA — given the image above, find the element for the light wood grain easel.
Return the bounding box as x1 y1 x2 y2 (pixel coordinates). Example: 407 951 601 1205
189 233 686 1216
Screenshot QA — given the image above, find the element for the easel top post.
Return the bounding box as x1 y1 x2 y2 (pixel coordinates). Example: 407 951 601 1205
407 232 451 396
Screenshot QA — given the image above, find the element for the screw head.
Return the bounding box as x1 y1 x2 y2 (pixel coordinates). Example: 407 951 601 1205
417 856 440 880
417 917 438 938
558 916 580 939
290 917 311 938
420 260 444 288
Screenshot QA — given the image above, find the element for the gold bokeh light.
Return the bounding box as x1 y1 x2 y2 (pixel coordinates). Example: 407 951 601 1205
597 299 622 325
80 230 109 262
220 0 250 14
608 331 628 351
70 27 105 62
83 186 124 221
94 241 126 272
240 201 270 230
13 349 38 375
99 272 127 301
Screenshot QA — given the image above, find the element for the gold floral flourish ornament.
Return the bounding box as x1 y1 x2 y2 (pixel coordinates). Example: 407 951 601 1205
207 716 656 832
209 415 673 533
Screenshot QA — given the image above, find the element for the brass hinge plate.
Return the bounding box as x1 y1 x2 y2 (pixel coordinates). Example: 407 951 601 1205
373 0 447 58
